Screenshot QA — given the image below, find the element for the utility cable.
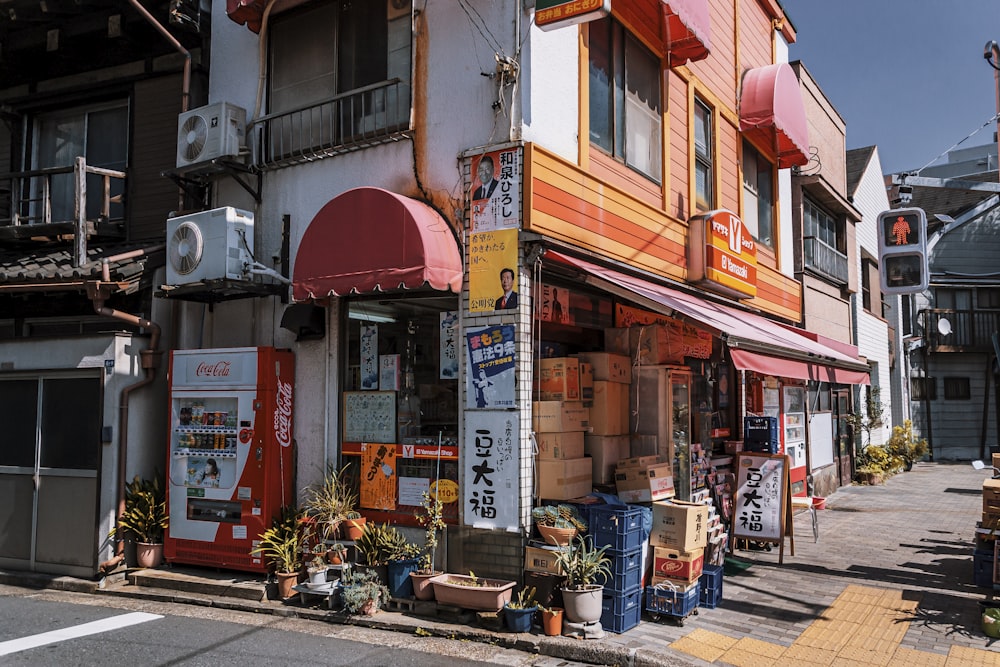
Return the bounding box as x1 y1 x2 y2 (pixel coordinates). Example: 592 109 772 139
913 112 1000 176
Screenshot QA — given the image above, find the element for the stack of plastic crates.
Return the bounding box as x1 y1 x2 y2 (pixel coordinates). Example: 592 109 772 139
646 579 701 625
590 504 644 633
699 563 724 609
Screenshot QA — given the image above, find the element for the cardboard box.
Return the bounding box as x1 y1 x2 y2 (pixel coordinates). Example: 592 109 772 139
533 401 589 432
615 462 675 503
575 352 631 384
538 457 594 500
630 323 685 365
604 328 631 355
993 453 1000 471
539 357 581 401
589 381 629 435
580 363 594 402
585 435 630 484
985 478 1000 507
524 543 566 575
617 455 666 470
651 547 705 584
651 500 709 551
536 431 585 460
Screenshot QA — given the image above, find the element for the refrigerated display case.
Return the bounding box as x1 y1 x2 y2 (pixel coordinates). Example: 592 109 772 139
783 385 807 496
630 366 692 499
164 347 294 573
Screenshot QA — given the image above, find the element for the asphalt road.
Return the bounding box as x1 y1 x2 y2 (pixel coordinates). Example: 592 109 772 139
0 588 585 666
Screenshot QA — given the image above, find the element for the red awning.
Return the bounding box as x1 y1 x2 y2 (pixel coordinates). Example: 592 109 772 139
729 349 870 385
739 63 810 169
545 250 870 383
663 0 711 67
226 0 265 33
292 187 463 302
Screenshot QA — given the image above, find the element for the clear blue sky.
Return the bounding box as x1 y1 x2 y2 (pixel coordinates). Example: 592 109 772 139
783 0 1000 175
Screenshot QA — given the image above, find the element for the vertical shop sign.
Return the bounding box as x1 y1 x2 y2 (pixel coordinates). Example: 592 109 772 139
439 311 459 379
379 354 400 391
732 453 787 543
360 442 397 510
465 324 516 409
470 148 521 232
463 411 518 530
360 324 379 390
468 228 518 313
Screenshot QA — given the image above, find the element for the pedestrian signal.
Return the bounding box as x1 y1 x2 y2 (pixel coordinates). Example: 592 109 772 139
877 208 928 294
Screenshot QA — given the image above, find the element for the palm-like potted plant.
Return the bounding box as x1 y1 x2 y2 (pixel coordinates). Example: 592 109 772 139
112 473 169 568
303 464 358 543
250 506 305 599
410 491 447 600
554 534 611 624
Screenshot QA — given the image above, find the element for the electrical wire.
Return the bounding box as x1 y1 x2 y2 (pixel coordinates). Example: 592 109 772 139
913 112 1000 176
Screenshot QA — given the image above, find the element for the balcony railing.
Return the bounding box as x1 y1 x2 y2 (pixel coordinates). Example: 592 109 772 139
251 79 412 170
803 235 849 285
922 308 1000 351
0 157 126 242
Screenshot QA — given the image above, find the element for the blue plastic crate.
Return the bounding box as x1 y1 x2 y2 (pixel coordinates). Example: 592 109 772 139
974 550 995 588
646 581 700 618
699 564 724 609
597 547 642 593
590 505 644 552
744 416 779 453
600 586 642 634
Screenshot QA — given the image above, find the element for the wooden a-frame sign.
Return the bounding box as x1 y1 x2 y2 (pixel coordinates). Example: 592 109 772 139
729 452 794 564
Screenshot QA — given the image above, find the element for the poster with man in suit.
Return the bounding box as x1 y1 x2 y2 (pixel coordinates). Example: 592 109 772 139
471 148 521 232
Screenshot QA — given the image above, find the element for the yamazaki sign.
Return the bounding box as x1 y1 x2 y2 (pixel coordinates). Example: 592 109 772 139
687 210 758 299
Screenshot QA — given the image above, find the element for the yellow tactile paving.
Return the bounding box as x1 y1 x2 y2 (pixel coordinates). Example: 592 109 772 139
669 583 1000 666
946 645 1000 666
886 647 948 667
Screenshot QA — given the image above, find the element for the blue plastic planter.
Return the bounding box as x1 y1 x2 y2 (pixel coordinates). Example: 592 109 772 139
504 604 538 632
387 557 420 598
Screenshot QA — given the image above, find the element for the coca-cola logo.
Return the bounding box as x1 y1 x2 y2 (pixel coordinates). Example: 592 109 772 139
196 361 231 377
274 378 293 448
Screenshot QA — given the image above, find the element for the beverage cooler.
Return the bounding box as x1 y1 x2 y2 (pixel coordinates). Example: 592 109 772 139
164 347 294 573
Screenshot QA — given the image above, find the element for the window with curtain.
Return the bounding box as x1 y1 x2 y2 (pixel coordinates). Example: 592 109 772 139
588 17 662 182
741 141 774 249
694 98 713 211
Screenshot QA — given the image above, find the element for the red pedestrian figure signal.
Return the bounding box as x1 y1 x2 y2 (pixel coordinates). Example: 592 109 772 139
877 207 927 294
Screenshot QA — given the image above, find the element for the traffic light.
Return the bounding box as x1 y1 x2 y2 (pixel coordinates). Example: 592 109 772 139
877 207 928 294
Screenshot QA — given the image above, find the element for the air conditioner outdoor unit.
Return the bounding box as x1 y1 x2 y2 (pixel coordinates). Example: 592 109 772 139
166 207 254 285
176 102 247 169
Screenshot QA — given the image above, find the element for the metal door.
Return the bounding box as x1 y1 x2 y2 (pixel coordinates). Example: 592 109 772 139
834 389 853 487
0 374 102 577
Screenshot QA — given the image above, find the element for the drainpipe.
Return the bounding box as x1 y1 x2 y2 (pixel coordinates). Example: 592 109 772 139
88 245 166 572
128 0 191 112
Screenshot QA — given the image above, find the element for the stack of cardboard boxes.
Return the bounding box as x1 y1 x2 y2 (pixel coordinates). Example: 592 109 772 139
977 456 1000 587
614 455 675 503
577 352 632 487
649 500 709 591
535 358 592 500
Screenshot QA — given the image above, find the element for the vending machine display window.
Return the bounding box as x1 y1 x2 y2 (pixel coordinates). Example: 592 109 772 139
343 296 460 527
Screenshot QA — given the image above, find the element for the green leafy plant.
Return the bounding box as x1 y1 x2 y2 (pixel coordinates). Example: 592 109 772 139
303 464 358 542
112 473 168 544
846 386 885 449
531 504 587 531
507 586 537 609
340 565 390 615
250 506 306 574
555 535 611 590
355 522 418 566
415 491 446 573
885 419 928 469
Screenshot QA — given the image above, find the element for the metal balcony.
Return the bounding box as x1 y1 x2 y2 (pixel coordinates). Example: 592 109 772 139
803 235 849 286
922 308 1000 352
251 79 413 171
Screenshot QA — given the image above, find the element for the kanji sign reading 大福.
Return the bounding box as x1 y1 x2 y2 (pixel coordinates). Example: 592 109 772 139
732 454 787 542
463 411 518 530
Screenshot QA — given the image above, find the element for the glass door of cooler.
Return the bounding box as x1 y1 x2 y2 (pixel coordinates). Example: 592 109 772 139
782 385 807 495
670 371 692 501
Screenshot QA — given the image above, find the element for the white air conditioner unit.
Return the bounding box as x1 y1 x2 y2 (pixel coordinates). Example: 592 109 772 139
176 102 247 169
166 207 254 285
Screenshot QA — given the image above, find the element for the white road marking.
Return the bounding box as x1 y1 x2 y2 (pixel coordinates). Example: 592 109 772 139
0 611 163 656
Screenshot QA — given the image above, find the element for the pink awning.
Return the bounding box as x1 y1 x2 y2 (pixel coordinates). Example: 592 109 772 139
663 0 711 67
292 187 463 302
545 250 870 382
740 63 810 169
730 349 870 385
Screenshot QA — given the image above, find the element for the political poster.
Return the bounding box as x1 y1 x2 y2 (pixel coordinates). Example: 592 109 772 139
466 324 516 409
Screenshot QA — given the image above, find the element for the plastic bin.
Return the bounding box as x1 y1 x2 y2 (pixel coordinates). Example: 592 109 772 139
646 581 700 621
597 547 642 593
600 586 642 634
974 550 995 588
590 505 644 552
699 564 724 609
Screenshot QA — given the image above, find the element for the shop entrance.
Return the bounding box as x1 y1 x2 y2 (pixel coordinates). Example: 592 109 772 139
0 374 102 577
834 388 853 486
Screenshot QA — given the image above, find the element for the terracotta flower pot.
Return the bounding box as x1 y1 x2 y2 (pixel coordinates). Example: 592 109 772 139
541 607 564 636
428 574 516 611
410 571 440 601
135 542 163 569
275 571 299 599
344 517 367 541
537 524 576 547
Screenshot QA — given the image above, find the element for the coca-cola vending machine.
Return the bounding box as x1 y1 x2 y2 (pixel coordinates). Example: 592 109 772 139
164 347 294 573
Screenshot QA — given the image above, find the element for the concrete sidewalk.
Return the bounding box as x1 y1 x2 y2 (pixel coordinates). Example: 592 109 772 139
2 462 997 666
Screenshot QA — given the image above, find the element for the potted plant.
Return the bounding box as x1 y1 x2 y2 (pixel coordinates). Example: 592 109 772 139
503 586 538 633
250 506 305 599
111 473 169 568
340 564 390 616
428 571 517 611
885 419 929 472
539 604 564 636
554 535 611 624
410 491 447 600
531 503 587 547
327 543 348 565
355 522 413 586
303 464 358 543
306 552 328 586
343 511 367 541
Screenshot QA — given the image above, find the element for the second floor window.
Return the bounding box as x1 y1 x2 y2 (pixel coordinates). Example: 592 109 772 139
588 17 662 182
742 141 774 249
694 98 713 210
803 197 848 284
